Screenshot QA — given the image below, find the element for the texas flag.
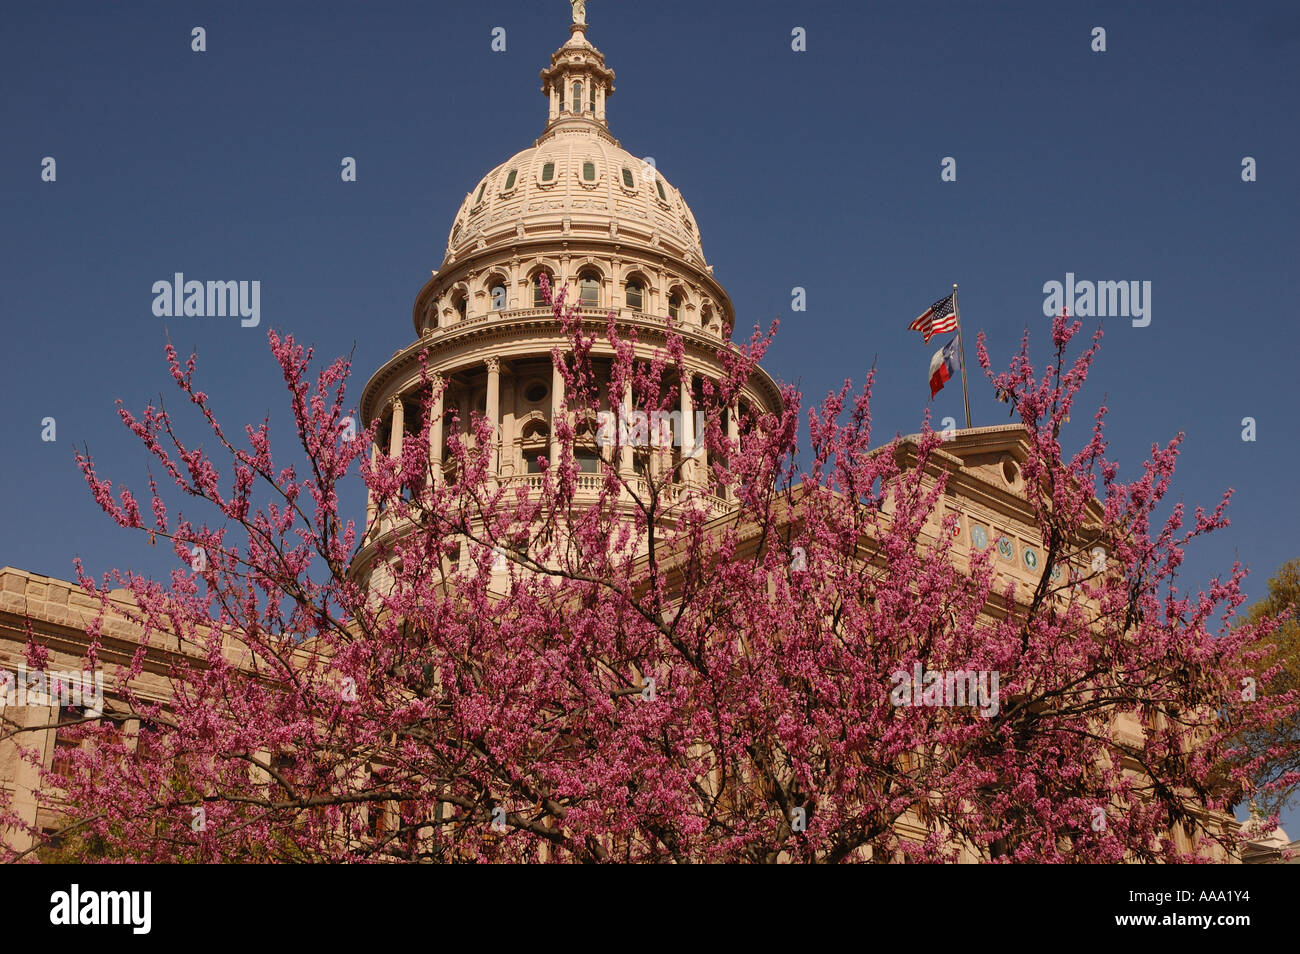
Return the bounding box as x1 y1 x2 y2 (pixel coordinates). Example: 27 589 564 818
929 337 960 399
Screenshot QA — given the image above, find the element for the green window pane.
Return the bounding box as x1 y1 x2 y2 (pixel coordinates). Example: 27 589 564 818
656 179 666 201
504 170 517 190
476 182 486 203
622 168 634 188
542 162 555 181
583 161 596 182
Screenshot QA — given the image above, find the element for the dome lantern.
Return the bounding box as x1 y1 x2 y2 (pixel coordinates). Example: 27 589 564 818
539 3 615 135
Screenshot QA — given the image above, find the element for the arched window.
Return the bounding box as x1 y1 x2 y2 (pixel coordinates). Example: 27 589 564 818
621 168 635 189
668 293 681 320
656 179 667 201
475 182 487 204
625 280 644 310
451 290 467 321
489 281 507 311
582 161 596 182
579 272 600 307
532 272 553 308
573 82 582 112
574 420 600 474
521 421 549 474
541 161 555 182
503 169 517 190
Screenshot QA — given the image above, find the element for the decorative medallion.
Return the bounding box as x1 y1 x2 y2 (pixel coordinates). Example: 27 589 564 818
970 525 988 550
996 536 1013 561
1023 547 1039 570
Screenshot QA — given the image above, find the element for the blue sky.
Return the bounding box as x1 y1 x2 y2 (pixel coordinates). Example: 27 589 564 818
3 1 1298 830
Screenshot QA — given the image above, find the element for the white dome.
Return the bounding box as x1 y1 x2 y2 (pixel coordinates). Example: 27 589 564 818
446 129 705 267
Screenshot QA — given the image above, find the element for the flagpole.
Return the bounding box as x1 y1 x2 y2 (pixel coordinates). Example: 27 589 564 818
953 283 972 429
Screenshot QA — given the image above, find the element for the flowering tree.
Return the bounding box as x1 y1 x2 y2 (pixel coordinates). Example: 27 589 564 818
1231 558 1300 820
4 291 1295 863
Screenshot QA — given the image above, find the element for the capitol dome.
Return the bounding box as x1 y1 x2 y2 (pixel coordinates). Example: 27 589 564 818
408 15 732 339
445 131 706 271
355 4 783 583
443 19 704 272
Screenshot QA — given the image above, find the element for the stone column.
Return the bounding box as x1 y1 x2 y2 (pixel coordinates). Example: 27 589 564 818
389 397 404 458
366 442 379 525
6 704 53 854
549 83 559 121
679 373 696 484
485 357 501 478
726 403 740 499
502 373 517 478
692 376 708 479
550 359 564 467
596 85 606 121
428 375 445 487
620 379 634 477
388 397 406 510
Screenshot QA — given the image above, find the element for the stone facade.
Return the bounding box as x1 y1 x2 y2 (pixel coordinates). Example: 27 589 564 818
0 568 177 854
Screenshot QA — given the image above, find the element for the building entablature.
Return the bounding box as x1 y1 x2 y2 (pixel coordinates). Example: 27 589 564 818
412 240 733 341
363 311 779 427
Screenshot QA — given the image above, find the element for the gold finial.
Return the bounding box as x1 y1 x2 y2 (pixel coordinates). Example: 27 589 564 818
570 0 586 26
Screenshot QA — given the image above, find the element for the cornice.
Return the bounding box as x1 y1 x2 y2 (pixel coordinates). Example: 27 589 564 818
1 609 193 696
361 311 783 424
422 234 727 333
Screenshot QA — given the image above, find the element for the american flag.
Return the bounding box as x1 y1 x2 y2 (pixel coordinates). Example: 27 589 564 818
909 293 959 343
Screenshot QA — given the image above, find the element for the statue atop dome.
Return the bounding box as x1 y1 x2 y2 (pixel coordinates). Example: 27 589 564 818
570 1 586 26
